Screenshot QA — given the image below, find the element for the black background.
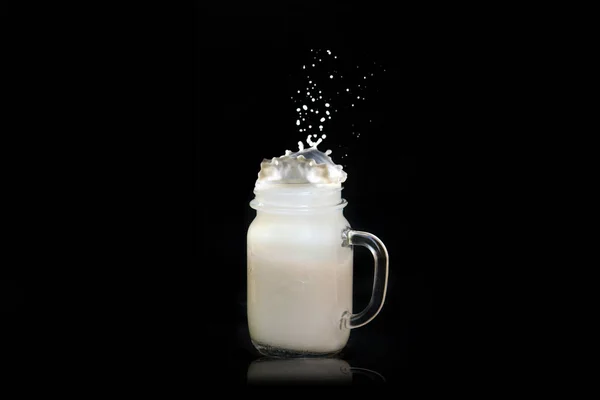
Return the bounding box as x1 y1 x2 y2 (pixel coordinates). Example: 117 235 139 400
1 280 23 313
195 4 433 384
1 2 556 386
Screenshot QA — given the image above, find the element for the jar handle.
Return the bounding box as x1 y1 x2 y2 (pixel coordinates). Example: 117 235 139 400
341 228 389 329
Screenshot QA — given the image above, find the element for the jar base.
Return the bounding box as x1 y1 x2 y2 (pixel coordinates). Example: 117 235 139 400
252 340 343 358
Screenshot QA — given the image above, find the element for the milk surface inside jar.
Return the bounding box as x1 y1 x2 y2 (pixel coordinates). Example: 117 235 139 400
247 136 353 356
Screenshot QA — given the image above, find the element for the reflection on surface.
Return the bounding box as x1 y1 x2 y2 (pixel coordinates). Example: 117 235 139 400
247 357 385 385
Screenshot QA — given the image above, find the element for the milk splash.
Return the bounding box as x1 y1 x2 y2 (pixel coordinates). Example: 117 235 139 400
290 49 386 160
255 134 345 189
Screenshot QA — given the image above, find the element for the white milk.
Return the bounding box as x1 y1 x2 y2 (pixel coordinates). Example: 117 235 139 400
247 201 353 354
248 138 353 354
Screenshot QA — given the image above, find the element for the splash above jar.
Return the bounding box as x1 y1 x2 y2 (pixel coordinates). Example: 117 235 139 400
255 135 347 190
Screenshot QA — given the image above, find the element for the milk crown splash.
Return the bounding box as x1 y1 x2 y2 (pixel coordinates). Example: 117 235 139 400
255 134 347 190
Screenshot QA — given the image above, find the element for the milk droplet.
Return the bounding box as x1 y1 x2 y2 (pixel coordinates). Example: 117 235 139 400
319 125 323 130
297 90 300 93
306 134 324 148
346 88 350 91
330 75 333 79
325 149 332 156
327 50 331 55
357 96 360 99
313 134 317 138
320 117 326 122
311 98 315 102
309 80 312 84
312 64 315 67
302 105 307 110
296 108 300 112
334 56 337 59
322 134 327 139
309 125 312 128
298 141 304 151
296 120 300 125
325 103 330 107
326 111 330 115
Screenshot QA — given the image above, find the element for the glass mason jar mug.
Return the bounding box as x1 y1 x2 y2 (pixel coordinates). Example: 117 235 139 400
247 184 389 357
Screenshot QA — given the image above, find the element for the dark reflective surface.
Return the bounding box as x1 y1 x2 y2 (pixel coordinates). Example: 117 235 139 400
247 357 385 385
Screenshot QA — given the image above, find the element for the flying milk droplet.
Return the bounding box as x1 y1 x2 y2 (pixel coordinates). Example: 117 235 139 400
302 105 307 110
